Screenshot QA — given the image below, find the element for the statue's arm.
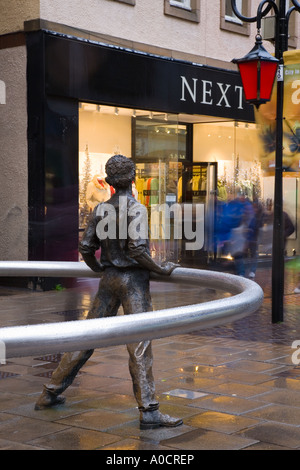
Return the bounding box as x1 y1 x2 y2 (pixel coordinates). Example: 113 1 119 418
133 252 179 275
79 212 104 273
79 250 104 273
127 201 179 275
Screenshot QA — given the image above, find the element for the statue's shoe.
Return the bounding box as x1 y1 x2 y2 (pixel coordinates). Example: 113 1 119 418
34 390 66 410
140 410 183 430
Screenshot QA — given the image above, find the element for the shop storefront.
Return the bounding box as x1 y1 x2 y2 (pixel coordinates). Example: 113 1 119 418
78 106 268 267
28 29 294 279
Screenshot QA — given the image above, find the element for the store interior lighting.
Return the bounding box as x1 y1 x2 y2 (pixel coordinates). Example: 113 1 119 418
79 103 255 131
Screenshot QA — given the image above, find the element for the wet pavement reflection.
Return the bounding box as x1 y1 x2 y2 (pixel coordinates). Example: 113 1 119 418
0 266 299 450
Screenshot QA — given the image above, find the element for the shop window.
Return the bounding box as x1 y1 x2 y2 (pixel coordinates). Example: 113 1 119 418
79 105 300 266
164 0 200 22
225 0 242 24
220 0 250 35
170 0 191 9
78 104 192 263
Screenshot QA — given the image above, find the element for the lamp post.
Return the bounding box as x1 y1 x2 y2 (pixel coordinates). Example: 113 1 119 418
231 0 300 323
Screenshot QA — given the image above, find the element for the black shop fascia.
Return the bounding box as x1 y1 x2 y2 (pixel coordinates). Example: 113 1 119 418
26 30 254 279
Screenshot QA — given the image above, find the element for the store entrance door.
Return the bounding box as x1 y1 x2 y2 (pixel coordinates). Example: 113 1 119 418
179 162 217 266
133 114 189 263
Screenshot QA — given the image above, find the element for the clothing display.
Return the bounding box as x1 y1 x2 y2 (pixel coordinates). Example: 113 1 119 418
144 177 159 207
177 176 182 203
86 175 111 210
135 176 159 206
177 170 206 202
135 177 145 204
192 174 206 192
217 181 228 201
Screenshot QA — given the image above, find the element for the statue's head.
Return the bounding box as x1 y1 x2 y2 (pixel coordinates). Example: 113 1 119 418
105 154 135 189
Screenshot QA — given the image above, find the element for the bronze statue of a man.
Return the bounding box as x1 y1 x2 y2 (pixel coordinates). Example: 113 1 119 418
35 154 183 429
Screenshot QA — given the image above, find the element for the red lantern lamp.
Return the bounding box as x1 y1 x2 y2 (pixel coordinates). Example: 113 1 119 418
232 34 279 109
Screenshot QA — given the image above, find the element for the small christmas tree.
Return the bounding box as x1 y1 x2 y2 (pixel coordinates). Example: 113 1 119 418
79 144 92 228
252 160 262 200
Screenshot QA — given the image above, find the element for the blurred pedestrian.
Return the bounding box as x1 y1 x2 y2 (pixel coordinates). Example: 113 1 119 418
283 210 295 249
229 215 249 276
228 188 254 277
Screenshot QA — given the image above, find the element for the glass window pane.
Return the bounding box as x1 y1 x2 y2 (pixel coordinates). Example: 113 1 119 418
225 0 243 23
170 0 191 10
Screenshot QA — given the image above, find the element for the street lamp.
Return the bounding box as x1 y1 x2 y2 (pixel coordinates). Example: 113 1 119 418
231 0 300 323
232 33 279 108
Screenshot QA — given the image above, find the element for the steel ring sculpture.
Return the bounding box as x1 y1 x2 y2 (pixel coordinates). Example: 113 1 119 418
0 261 263 359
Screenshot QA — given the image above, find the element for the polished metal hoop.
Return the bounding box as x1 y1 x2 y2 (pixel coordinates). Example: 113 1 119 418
0 261 263 359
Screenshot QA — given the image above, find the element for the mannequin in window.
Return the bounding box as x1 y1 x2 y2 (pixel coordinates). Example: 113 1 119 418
132 181 138 200
86 175 111 210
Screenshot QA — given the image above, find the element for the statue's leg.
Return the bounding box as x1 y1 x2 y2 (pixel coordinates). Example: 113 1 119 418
35 278 121 410
123 269 183 429
126 340 158 412
121 269 158 411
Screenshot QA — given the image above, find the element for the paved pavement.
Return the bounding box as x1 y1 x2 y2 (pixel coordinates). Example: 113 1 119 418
0 264 299 451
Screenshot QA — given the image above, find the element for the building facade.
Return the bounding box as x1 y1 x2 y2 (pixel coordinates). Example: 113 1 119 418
0 0 299 286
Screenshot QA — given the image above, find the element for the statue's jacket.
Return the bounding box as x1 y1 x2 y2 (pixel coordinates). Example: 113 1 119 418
79 193 150 269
